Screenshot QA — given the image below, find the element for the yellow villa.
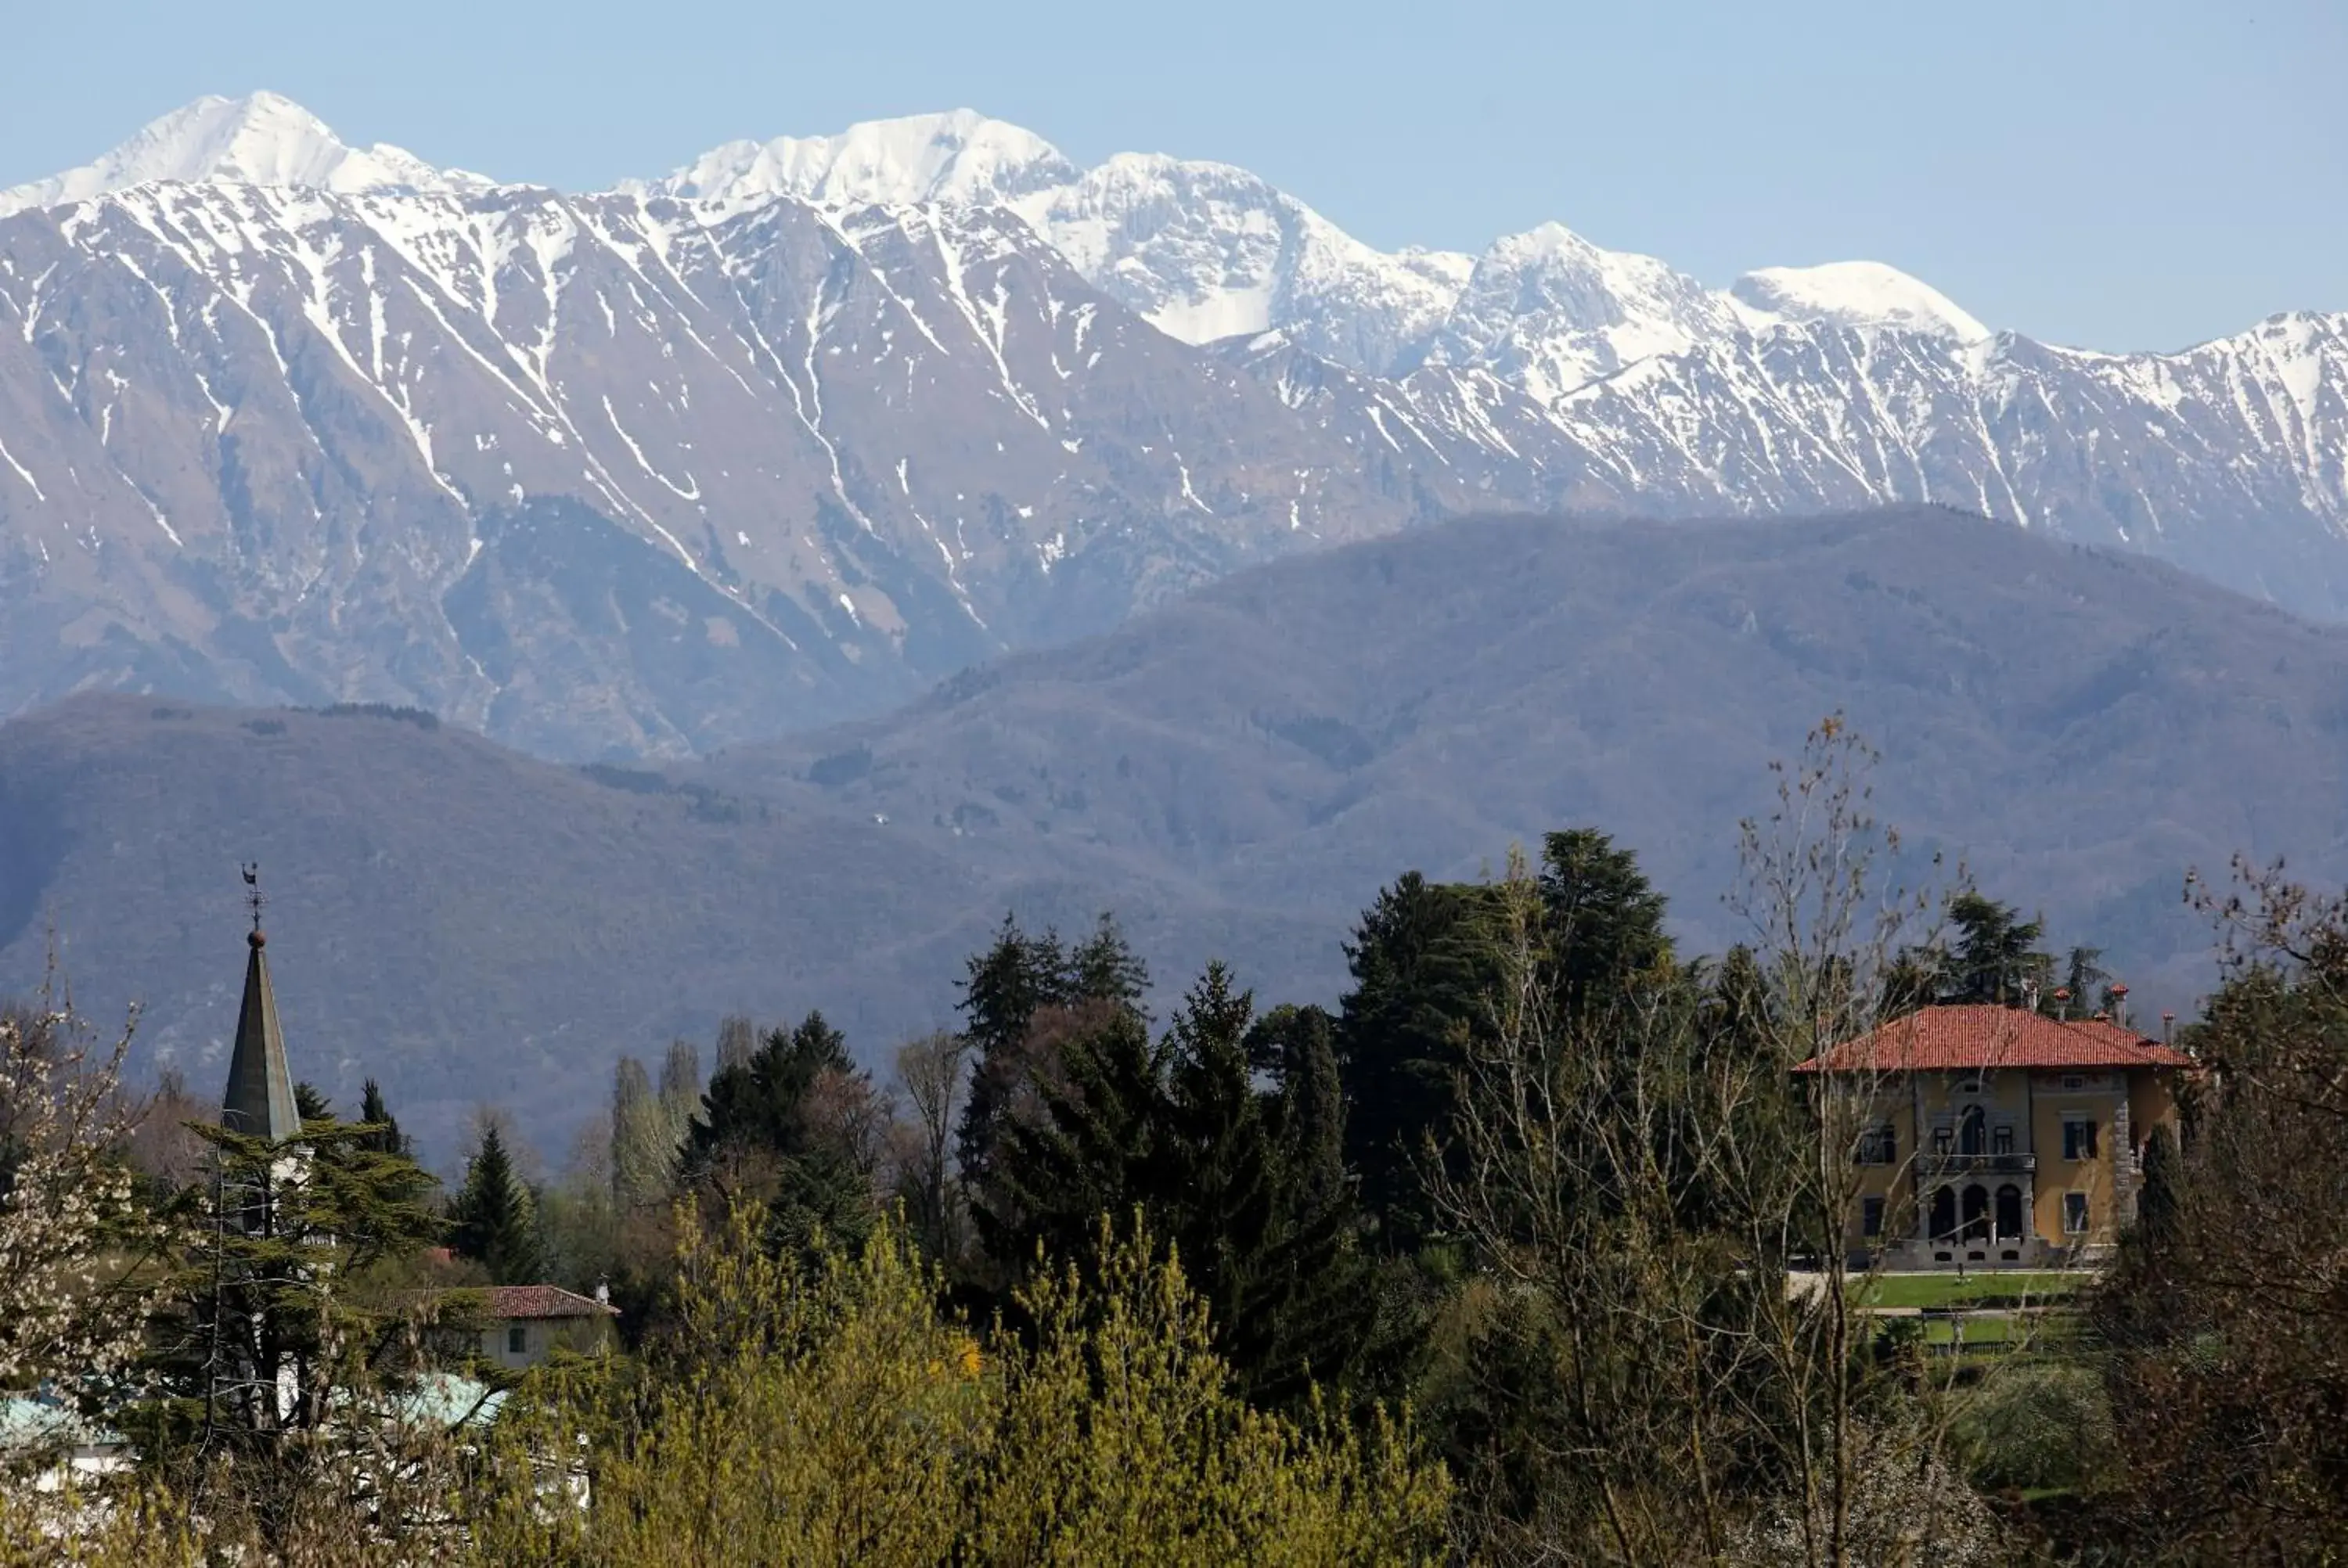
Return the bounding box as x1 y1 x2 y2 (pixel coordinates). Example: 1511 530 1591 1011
1800 1004 2194 1270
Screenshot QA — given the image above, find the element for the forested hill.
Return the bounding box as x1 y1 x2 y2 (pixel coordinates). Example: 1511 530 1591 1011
10 506 2348 1156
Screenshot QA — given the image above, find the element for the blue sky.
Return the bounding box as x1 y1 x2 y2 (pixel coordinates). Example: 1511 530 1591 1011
5 0 2339 351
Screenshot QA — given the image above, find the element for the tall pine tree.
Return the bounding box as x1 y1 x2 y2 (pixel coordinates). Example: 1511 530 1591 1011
449 1124 546 1284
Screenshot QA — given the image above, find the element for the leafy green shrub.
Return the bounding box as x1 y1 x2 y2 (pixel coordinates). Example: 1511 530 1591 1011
1951 1361 2119 1495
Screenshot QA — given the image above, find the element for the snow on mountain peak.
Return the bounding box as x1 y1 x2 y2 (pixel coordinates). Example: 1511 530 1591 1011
1730 261 1990 341
0 96 2013 397
0 92 492 217
628 109 1079 210
1419 221 1749 400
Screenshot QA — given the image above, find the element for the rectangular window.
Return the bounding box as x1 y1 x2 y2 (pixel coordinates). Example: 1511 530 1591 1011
1931 1124 1952 1156
507 1324 528 1355
2063 1192 2090 1235
1854 1126 1896 1164
1861 1197 1885 1239
2063 1119 2100 1161
1992 1124 2015 1156
2060 1074 2087 1091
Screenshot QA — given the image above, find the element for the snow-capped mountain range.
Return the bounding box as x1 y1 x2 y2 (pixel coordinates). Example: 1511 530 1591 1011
1 94 2342 757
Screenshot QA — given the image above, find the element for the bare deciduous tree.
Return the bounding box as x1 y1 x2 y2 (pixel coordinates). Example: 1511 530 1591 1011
1427 719 1989 1566
891 1030 969 1262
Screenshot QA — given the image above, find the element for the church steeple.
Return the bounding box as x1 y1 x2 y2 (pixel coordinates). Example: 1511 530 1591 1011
221 865 300 1140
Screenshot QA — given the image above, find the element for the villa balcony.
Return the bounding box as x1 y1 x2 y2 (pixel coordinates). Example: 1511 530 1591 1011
1917 1152 2037 1177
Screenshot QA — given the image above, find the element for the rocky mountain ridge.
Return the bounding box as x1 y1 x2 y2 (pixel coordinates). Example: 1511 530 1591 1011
1 96 2343 757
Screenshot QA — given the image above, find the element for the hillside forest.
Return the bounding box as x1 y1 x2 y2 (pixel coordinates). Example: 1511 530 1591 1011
3 721 2343 1564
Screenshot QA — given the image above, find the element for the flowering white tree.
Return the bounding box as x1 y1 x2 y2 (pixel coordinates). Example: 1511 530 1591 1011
0 998 165 1419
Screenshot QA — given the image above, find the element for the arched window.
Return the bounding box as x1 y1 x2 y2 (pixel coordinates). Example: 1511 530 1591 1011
1929 1186 1957 1241
1961 1183 1990 1242
1995 1184 2024 1241
1958 1106 1987 1156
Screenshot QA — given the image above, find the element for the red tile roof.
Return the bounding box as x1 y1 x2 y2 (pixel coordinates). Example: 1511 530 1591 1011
481 1285 617 1320
1798 1004 2195 1074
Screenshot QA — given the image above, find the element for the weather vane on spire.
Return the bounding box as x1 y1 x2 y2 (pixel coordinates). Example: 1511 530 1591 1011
242 862 265 935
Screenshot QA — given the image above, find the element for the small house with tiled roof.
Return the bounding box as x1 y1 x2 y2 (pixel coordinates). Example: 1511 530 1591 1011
1799 1004 2194 1269
474 1285 618 1369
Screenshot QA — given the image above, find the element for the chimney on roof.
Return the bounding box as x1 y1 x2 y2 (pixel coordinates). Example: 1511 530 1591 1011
2053 987 2072 1023
2110 983 2130 1032
2162 1011 2176 1047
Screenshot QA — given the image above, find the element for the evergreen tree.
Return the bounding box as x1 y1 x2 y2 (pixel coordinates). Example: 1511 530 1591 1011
953 915 1071 1192
1538 827 1673 1024
981 969 1368 1407
356 1078 405 1156
1939 893 2052 1005
974 1005 1164 1278
140 1113 444 1448
1250 1005 1347 1215
2136 1120 2181 1250
294 1081 333 1124
688 1012 879 1257
1336 873 1502 1246
1878 947 1939 1018
1243 1002 1374 1404
1159 963 1273 1355
2054 945 2112 1016
1067 912 1151 1015
449 1124 546 1284
692 1012 853 1159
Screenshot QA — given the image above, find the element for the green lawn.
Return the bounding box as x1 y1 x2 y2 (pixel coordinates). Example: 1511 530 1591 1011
1858 1271 2090 1310
1919 1313 2080 1349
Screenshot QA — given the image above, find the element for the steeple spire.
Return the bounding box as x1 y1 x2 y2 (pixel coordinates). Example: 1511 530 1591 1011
221 864 300 1139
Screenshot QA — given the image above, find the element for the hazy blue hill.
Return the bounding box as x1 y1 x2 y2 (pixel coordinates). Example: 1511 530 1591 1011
718 504 2348 1005
9 507 2348 1156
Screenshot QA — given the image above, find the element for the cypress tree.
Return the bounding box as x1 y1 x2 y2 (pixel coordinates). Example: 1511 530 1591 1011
450 1124 546 1284
356 1078 405 1156
2137 1121 2182 1250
